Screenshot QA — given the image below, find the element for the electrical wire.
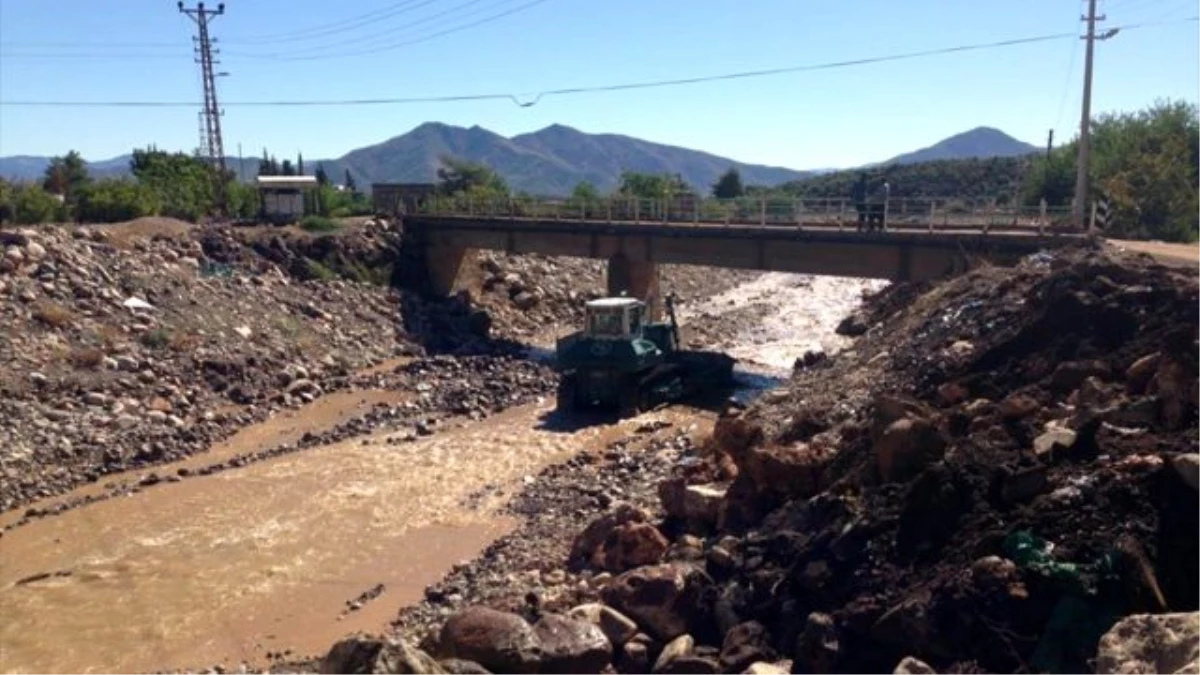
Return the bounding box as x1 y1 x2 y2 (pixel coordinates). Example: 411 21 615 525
233 0 522 59
0 0 549 61
233 0 552 61
1053 2 1085 134
219 0 435 45
2 18 1195 107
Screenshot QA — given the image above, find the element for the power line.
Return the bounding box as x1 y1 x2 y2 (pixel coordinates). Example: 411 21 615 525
222 0 438 45
1053 1 1085 134
219 0 433 45
236 0 525 59
2 18 1195 108
235 0 552 61
0 0 548 61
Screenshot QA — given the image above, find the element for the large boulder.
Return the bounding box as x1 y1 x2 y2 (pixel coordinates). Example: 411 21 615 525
437 606 542 674
567 603 640 647
601 563 712 642
1147 357 1200 430
1094 612 1199 674
659 479 726 533
731 442 833 499
322 635 446 674
874 417 946 483
569 503 650 571
893 656 937 674
719 621 775 673
598 522 670 573
711 415 763 461
793 612 839 674
1172 454 1199 492
533 613 613 674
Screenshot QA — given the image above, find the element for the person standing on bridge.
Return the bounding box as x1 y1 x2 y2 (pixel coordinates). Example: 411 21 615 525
851 172 869 231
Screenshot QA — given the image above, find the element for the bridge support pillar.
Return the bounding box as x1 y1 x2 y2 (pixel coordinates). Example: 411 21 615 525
606 253 661 321
426 244 473 296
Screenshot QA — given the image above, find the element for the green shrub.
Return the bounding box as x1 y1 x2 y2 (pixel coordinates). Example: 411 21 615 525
299 215 339 232
140 328 171 350
77 179 159 223
12 184 63 224
303 258 336 280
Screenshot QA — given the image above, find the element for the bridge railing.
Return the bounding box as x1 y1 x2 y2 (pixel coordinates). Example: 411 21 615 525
419 195 1076 234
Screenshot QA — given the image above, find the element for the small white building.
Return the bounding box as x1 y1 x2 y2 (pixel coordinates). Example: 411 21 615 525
256 175 318 224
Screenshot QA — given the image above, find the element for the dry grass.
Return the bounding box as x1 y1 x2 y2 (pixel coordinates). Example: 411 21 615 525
168 330 202 352
68 346 106 370
99 217 193 250
32 301 74 329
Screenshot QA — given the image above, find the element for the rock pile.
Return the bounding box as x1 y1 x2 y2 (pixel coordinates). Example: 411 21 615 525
471 252 760 341
0 222 550 515
314 244 1198 674
639 244 1199 673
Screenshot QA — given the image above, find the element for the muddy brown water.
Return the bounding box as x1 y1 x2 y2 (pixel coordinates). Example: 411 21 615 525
0 396 647 673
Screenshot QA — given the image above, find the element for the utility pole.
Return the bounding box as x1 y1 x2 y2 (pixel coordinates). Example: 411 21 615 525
1073 0 1119 229
179 2 228 216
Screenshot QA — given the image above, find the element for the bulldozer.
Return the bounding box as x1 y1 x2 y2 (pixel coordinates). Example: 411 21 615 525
554 293 735 415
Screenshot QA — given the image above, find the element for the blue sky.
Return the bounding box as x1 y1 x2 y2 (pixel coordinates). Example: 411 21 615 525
1 0 1197 169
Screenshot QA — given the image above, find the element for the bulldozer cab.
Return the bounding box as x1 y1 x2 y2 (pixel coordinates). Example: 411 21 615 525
585 297 645 340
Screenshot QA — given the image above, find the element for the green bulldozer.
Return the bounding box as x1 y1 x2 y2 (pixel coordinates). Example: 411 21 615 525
554 293 736 415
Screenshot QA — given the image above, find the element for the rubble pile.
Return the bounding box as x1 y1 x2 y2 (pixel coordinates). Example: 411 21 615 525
647 245 1198 673
0 222 547 514
314 245 1198 675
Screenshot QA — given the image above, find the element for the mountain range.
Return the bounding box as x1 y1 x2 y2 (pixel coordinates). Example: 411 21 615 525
0 124 1037 195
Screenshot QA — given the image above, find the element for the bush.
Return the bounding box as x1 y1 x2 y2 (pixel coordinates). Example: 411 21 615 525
303 258 336 280
77 179 159 223
11 184 64 224
299 215 339 232
140 328 171 350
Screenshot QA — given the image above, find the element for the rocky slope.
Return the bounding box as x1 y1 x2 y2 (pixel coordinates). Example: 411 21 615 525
468 251 760 343
0 219 547 515
310 243 1199 674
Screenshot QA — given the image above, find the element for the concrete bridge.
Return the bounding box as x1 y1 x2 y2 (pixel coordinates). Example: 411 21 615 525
400 197 1086 317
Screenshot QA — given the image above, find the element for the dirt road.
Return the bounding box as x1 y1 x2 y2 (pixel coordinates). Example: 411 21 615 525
1107 238 1198 268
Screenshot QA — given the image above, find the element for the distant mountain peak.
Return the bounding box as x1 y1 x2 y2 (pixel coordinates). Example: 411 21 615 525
880 127 1038 166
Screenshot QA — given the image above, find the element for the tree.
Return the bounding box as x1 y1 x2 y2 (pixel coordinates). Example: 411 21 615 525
258 149 273 176
711 167 745 199
571 181 600 202
344 168 358 193
315 163 329 186
617 171 691 199
281 159 295 177
11 183 63 224
130 147 214 221
435 156 505 196
76 179 158 223
297 153 305 176
42 150 90 211
1020 99 1198 240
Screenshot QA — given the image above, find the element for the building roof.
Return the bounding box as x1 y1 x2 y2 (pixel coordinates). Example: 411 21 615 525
256 175 318 188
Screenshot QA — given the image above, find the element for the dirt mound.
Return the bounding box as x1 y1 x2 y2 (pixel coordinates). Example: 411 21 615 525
677 244 1199 672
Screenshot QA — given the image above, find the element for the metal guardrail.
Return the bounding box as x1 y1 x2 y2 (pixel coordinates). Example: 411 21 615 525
417 195 1078 235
